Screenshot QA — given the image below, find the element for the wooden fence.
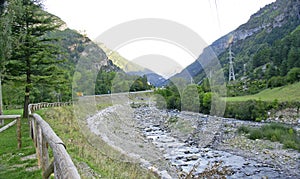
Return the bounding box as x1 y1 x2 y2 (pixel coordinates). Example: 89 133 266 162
28 102 72 113
28 102 80 179
0 115 22 149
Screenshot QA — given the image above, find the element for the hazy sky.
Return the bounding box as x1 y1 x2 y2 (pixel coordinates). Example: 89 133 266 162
44 0 275 75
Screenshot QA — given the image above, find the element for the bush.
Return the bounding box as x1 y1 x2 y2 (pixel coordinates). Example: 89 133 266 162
237 125 250 134
284 140 298 149
267 76 286 88
225 100 268 121
243 123 300 151
249 129 263 140
287 67 300 83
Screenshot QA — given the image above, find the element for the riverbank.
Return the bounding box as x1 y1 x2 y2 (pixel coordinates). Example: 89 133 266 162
86 103 300 178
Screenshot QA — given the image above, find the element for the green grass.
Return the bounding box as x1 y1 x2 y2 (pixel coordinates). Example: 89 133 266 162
238 123 300 151
38 106 158 179
0 109 41 179
226 82 300 102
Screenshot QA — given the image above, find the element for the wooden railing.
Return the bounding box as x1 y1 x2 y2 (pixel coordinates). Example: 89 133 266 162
28 102 80 179
0 115 22 149
28 102 72 113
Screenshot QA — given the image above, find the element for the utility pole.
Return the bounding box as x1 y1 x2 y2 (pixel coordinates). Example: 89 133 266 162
228 44 236 81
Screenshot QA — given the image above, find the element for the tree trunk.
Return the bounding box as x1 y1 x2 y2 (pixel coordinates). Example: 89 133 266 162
23 25 30 118
23 86 30 118
0 75 3 125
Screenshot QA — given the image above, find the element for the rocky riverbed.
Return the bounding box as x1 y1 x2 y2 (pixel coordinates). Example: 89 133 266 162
87 103 300 178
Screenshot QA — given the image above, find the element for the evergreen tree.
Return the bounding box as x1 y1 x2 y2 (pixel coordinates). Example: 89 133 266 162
4 0 64 117
0 0 6 118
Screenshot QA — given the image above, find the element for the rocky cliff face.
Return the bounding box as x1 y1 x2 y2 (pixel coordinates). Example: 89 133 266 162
211 0 300 56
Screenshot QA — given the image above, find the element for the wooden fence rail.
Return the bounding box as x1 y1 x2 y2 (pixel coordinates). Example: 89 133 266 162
28 102 72 114
28 102 80 179
0 115 21 149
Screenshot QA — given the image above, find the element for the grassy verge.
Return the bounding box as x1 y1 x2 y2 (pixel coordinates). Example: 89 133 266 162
0 109 41 178
238 123 300 151
38 106 158 179
226 82 300 102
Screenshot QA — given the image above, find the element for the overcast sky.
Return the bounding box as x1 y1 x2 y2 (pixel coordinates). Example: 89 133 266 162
44 0 276 75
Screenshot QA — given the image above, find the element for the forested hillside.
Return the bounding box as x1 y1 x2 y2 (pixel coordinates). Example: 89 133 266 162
0 0 152 115
174 0 300 96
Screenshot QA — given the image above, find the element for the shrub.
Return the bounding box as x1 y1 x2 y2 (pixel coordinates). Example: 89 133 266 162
225 100 268 121
267 76 286 88
284 140 297 149
243 123 300 151
287 67 300 83
237 125 250 134
249 129 263 140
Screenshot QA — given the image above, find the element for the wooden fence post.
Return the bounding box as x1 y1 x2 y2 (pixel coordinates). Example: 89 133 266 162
41 134 49 177
36 124 42 168
43 161 54 179
17 117 21 149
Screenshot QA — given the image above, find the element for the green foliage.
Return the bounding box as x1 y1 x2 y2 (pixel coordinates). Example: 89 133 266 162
202 92 212 114
154 84 181 110
267 76 286 88
95 70 116 94
239 123 300 151
154 82 215 114
94 66 151 95
237 125 250 134
252 44 271 68
181 84 200 112
1 0 66 117
225 100 269 121
129 75 152 92
287 67 300 83
227 79 267 97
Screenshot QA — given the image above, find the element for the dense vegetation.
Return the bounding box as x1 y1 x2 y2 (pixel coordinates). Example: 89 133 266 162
155 79 300 121
238 123 300 151
95 70 152 94
154 79 215 114
227 27 300 97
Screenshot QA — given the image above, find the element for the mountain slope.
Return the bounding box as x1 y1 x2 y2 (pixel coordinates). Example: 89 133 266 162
174 0 300 84
97 42 168 87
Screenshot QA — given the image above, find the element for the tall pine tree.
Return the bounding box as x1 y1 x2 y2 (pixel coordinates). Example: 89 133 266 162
5 0 64 117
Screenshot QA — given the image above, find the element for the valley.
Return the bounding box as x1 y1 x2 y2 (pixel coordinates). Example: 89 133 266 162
1 0 300 178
